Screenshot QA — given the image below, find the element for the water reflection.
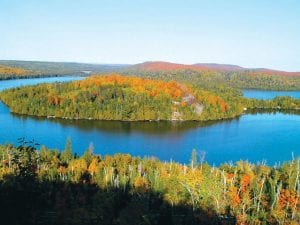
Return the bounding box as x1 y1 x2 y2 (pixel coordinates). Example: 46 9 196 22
11 112 230 135
245 108 300 116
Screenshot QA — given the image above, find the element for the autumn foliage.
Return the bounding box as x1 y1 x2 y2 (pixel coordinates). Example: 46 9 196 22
130 61 300 76
0 65 30 76
0 143 299 225
75 74 186 99
0 74 240 121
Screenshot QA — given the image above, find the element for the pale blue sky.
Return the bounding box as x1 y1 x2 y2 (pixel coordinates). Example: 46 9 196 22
0 0 300 71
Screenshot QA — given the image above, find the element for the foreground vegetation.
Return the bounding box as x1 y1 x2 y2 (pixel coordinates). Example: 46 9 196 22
0 74 244 121
0 141 299 225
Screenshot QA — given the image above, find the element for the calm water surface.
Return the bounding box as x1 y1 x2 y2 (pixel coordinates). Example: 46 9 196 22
0 77 299 165
243 89 300 100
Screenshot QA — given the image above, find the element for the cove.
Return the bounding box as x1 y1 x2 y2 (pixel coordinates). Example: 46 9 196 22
0 77 299 165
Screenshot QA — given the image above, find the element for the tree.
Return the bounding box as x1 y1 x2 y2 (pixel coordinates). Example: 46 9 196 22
199 150 206 172
60 137 73 164
83 142 94 166
190 149 197 170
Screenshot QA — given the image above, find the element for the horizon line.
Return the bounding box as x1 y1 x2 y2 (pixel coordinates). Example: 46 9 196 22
1 58 299 73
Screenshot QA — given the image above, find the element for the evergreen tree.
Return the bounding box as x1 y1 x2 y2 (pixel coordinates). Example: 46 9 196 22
60 137 73 164
82 142 93 166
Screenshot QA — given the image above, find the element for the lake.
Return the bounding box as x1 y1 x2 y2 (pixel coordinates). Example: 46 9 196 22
0 77 299 165
243 89 300 100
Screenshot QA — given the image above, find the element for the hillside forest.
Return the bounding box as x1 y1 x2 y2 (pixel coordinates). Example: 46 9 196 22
0 141 299 225
2 60 300 91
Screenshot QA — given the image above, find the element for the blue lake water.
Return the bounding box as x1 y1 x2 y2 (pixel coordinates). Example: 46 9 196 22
243 89 300 100
0 77 299 165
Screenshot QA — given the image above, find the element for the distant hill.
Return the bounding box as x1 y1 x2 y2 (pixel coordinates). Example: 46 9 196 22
0 64 34 79
0 64 31 75
128 61 300 76
2 60 300 89
129 61 209 72
193 63 245 71
2 60 299 77
249 68 300 76
121 61 300 90
0 60 129 77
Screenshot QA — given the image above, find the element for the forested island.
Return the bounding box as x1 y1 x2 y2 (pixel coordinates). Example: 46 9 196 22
2 74 300 122
0 74 244 121
0 141 299 225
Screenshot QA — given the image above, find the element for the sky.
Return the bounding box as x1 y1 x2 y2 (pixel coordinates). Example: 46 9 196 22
0 0 300 71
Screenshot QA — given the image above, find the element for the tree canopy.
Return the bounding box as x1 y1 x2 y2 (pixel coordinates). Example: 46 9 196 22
0 74 245 121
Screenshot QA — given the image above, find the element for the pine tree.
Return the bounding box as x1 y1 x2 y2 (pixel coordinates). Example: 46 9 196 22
83 142 93 166
60 137 73 164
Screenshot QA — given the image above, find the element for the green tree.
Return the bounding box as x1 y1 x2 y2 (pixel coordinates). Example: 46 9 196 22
60 137 73 164
82 142 94 166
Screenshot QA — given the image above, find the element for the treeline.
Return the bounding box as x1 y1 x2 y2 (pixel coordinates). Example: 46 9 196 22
0 64 81 80
226 71 300 90
243 96 300 110
0 74 245 121
0 64 33 79
0 141 299 225
120 68 300 91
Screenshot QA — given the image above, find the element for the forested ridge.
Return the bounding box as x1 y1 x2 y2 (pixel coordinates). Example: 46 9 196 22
2 60 300 91
0 74 244 121
0 60 128 79
120 62 300 91
0 63 79 80
0 64 32 79
121 69 300 91
0 141 299 225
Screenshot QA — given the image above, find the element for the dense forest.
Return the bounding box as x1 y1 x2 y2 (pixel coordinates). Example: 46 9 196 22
243 96 300 110
0 74 245 121
0 64 33 79
2 74 300 122
0 141 299 225
120 68 300 91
